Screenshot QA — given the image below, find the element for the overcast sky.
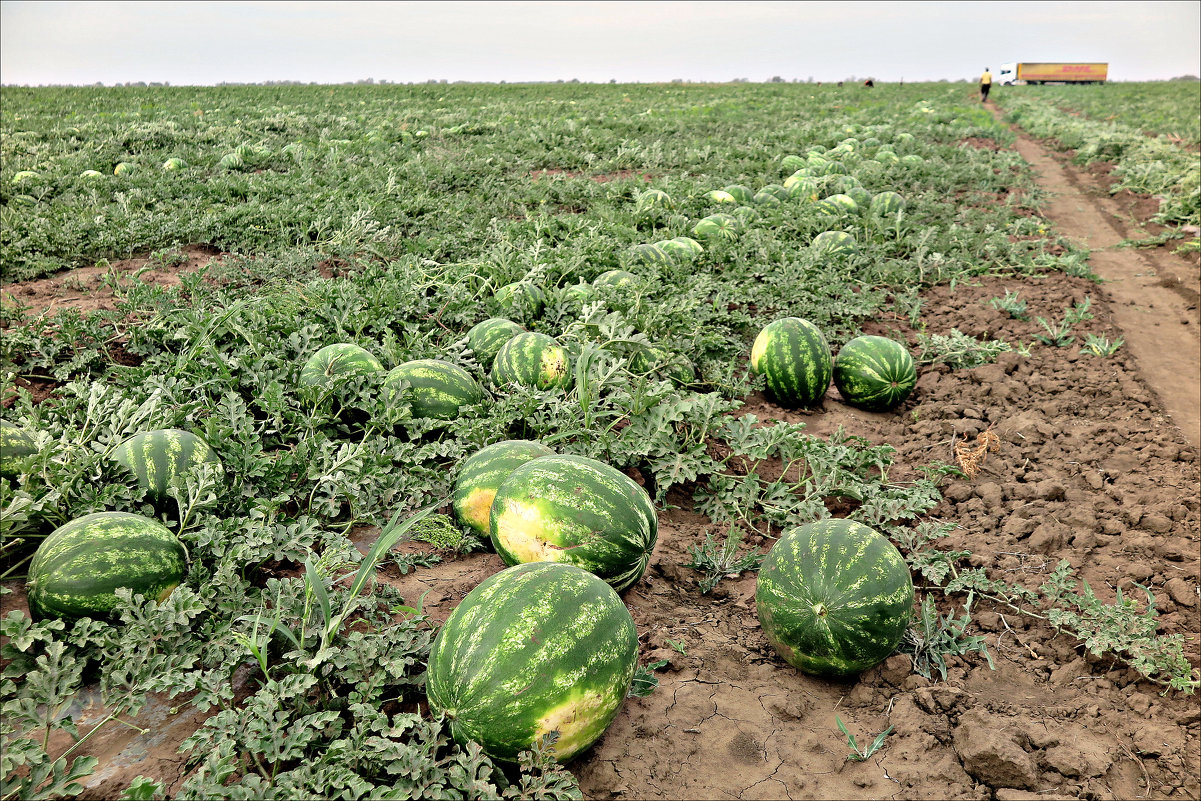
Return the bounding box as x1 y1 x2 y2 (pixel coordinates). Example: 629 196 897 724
2 1 1198 86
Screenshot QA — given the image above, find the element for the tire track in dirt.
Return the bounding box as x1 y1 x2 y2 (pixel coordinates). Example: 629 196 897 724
994 106 1201 446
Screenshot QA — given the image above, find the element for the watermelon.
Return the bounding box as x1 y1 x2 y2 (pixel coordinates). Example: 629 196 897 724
467 318 525 370
110 429 221 503
426 562 638 763
218 152 244 170
875 149 900 165
27 512 189 621
845 186 872 210
755 519 914 677
786 177 821 202
493 282 546 319
733 205 759 226
833 336 917 412
560 282 594 305
750 317 832 408
704 190 737 203
162 158 186 170
722 185 755 203
629 345 695 386
870 192 906 216
383 359 484 420
490 454 657 592
492 332 572 391
779 155 807 173
811 231 857 258
631 243 673 267
80 170 103 179
453 440 555 537
113 162 135 175
692 214 740 241
10 170 38 185
636 189 674 209
594 269 640 290
820 161 850 176
827 174 861 195
299 343 384 392
1 420 37 480
823 194 860 214
896 132 915 144
812 199 845 218
659 237 704 262
752 190 782 207
901 154 924 167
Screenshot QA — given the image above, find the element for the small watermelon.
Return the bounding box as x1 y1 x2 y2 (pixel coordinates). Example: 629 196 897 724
492 332 572 391
467 318 525 370
492 282 547 319
218 153 244 170
631 243 673 267
636 189 674 210
110 429 222 503
594 269 640 290
113 162 135 175
821 161 850 176
832 336 917 412
560 282 594 305
827 174 861 195
490 454 657 592
752 190 782 207
659 237 704 262
875 150 900 165
426 562 638 763
80 170 104 179
299 343 384 392
779 155 807 173
733 205 759 226
27 512 189 621
756 519 914 676
870 192 906 216
383 359 484 420
1 420 37 480
901 154 924 167
723 185 756 203
811 231 857 258
630 346 694 386
750 317 832 408
704 190 737 203
10 170 39 185
453 440 555 536
823 194 860 214
692 214 740 241
162 158 186 171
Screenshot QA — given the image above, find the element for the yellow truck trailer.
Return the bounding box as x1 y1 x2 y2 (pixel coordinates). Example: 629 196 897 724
997 63 1108 85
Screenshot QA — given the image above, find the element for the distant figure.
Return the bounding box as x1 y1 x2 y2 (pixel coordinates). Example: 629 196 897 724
980 67 993 102
863 79 874 88
837 81 844 87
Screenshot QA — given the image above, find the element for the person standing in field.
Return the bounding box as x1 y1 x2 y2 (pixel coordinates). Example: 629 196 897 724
980 67 992 102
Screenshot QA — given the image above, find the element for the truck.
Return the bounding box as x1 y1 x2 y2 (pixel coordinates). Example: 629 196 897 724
996 63 1108 85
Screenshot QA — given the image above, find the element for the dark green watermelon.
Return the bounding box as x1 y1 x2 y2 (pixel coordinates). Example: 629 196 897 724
833 336 917 412
491 332 572 391
110 429 222 503
467 318 525 370
383 359 484 420
750 318 832 408
756 518 914 676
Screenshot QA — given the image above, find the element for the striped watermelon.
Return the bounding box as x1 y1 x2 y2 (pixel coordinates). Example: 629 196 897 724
827 174 861 195
560 282 594 305
631 243 672 267
636 189 674 210
704 190 737 203
786 177 821 203
218 153 244 170
162 158 186 170
1 420 37 480
870 192 906 216
812 199 845 218
820 161 850 176
811 231 857 258
901 154 924 167
490 454 657 592
467 318 524 370
723 185 755 203
629 346 695 386
110 429 221 503
492 332 573 391
453 440 555 537
113 162 135 175
692 214 740 241
426 562 638 763
752 190 782 207
299 343 384 391
659 237 704 262
823 194 860 214
845 186 872 211
594 269 639 290
779 155 807 173
750 317 832 408
493 282 546 319
733 205 759 226
27 512 188 621
875 150 900 165
755 519 914 676
833 336 917 412
383 359 484 420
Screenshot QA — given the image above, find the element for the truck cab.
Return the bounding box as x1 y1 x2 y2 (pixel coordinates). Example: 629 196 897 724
998 64 1019 86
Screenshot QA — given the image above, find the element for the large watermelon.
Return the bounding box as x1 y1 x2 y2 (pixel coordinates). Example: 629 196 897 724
811 231 857 258
27 512 188 621
750 318 832 408
452 440 555 536
110 429 222 503
636 188 674 210
870 191 906 217
692 214 740 242
426 562 638 763
756 519 914 676
492 332 572 391
832 336 917 412
722 185 755 203
490 454 657 592
1 420 37 480
631 243 672 267
467 318 525 370
299 343 384 391
383 359 483 420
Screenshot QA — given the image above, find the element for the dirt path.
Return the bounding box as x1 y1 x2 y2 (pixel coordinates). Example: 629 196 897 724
993 105 1201 446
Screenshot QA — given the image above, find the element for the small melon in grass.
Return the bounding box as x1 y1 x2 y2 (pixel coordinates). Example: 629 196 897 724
110 429 222 504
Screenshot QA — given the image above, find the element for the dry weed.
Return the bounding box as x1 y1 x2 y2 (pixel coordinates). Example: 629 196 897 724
954 426 1001 479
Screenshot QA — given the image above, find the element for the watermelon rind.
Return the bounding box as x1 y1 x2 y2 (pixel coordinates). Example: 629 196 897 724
426 561 638 763
27 512 189 621
490 454 657 592
870 191 906 216
453 440 556 537
110 429 222 503
722 185 755 203
756 518 914 677
750 317 832 408
811 231 857 258
492 332 573 391
467 318 525 371
299 343 384 392
1 420 37 480
832 335 917 412
383 359 484 420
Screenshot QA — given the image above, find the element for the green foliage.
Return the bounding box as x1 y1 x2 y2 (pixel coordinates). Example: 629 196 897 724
1081 333 1124 357
903 594 995 681
988 290 1028 320
683 527 763 594
836 717 893 762
915 329 1012 369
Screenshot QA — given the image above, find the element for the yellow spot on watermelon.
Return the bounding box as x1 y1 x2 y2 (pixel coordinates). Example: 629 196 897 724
494 501 565 564
534 688 612 761
461 487 496 533
750 331 769 374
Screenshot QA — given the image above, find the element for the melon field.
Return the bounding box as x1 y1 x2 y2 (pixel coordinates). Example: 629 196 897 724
1 81 1199 800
